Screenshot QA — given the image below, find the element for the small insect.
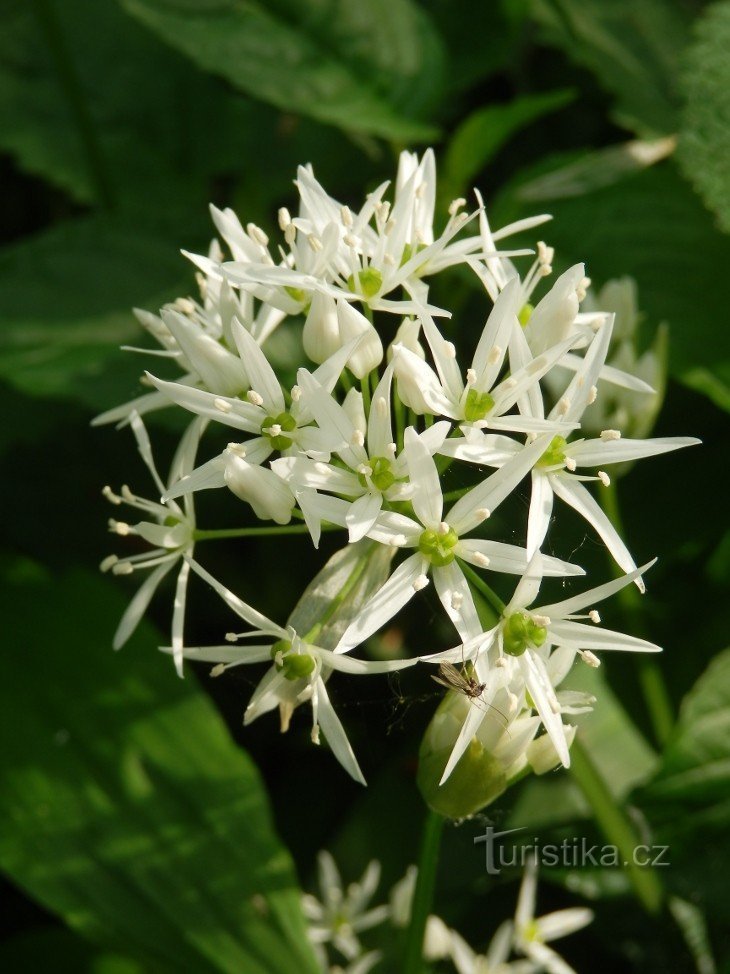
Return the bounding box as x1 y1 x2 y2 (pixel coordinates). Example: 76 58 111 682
432 661 486 699
432 661 509 728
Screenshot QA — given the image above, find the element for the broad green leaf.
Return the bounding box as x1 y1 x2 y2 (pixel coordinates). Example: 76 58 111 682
497 162 730 411
0 927 142 974
0 562 320 974
119 0 442 142
530 0 691 136
0 0 255 207
678 2 730 235
633 649 730 921
0 215 191 408
439 89 575 204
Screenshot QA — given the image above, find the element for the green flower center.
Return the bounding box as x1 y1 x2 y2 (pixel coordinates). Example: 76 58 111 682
502 612 548 656
418 527 459 567
270 639 316 681
357 455 396 492
261 411 297 450
537 434 568 468
346 267 383 299
518 302 534 327
464 388 496 423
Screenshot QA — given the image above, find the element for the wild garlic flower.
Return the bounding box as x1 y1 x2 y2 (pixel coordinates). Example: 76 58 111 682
165 559 415 783
101 413 203 675
440 316 699 579
334 431 584 650
512 857 593 974
435 553 661 779
302 852 389 962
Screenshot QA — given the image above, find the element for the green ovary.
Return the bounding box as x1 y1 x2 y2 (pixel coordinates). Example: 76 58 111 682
464 388 496 423
347 267 383 299
419 527 459 567
270 639 315 681
261 411 297 450
537 434 568 468
502 612 547 657
358 456 396 492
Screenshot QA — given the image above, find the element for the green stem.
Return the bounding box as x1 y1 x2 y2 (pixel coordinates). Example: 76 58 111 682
600 481 674 746
402 809 445 974
303 544 375 642
458 560 505 614
194 523 339 541
570 737 663 914
32 0 113 208
361 372 372 417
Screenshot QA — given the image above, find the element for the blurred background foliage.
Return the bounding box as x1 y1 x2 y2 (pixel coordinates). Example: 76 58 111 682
1 0 729 971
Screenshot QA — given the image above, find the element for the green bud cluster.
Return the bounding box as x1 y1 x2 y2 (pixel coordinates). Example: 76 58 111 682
357 455 396 492
261 411 297 450
463 388 496 423
502 612 547 657
418 527 459 567
270 638 316 681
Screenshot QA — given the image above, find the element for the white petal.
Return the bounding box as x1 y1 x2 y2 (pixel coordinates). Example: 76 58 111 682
471 277 520 388
113 558 176 650
536 559 657 618
146 374 261 432
527 471 554 557
314 677 366 785
297 369 366 468
569 436 700 468
161 643 273 664
170 559 191 677
367 364 395 457
549 316 614 424
163 454 227 501
404 426 443 527
335 553 426 653
520 652 570 767
187 557 286 636
433 562 482 641
551 476 642 587
231 317 285 413
548 620 662 653
448 434 553 535
346 492 383 543
537 907 594 943
439 700 487 784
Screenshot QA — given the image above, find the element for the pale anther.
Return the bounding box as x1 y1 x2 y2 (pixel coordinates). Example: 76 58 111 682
214 397 232 413
247 390 264 406
589 610 601 624
600 429 621 441
598 470 611 486
413 574 430 592
211 663 226 678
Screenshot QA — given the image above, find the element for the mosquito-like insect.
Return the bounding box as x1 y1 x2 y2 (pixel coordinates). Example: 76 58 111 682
432 661 486 699
432 661 510 728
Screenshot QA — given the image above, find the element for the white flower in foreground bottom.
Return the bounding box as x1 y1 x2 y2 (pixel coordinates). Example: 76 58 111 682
449 919 534 974
335 431 583 651
303 852 389 962
438 553 661 779
101 413 204 676
164 559 415 783
513 857 593 974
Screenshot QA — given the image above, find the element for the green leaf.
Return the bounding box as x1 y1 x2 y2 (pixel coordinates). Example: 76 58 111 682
530 0 692 136
0 562 320 974
497 161 730 411
439 89 575 204
678 1 730 235
633 649 730 921
119 0 443 142
0 215 191 408
0 0 257 207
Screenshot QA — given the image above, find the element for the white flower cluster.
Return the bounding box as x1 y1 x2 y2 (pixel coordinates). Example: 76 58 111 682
97 150 698 787
303 852 592 974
